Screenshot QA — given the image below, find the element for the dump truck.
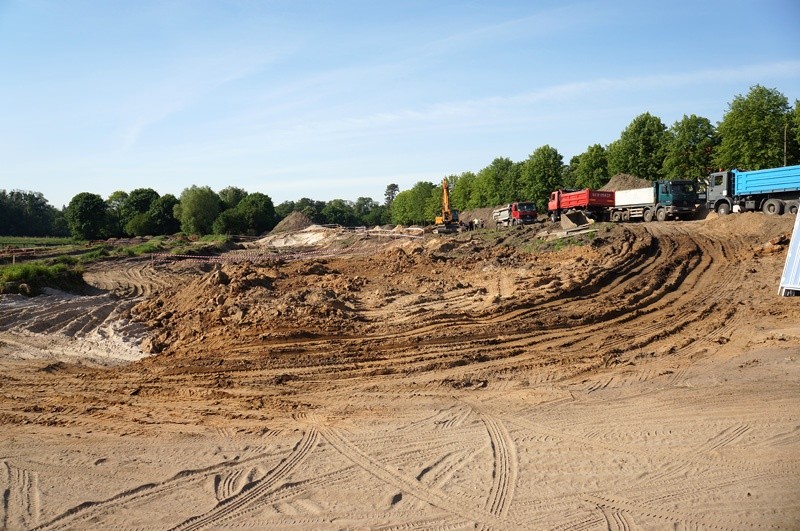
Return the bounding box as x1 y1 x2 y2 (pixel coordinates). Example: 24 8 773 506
547 189 615 222
492 201 538 227
705 164 800 215
609 180 699 222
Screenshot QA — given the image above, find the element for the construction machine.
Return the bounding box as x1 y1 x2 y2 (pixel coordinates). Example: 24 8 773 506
434 178 459 233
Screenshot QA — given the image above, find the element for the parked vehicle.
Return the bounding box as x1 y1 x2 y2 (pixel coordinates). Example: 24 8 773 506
705 164 800 215
609 180 699 222
548 189 615 222
492 202 538 227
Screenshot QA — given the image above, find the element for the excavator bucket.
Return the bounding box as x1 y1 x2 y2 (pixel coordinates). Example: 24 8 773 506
560 211 589 229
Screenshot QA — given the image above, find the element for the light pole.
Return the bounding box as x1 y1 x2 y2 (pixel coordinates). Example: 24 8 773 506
785 121 789 167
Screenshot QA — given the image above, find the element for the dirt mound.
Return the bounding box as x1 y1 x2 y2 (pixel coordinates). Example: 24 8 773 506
458 207 495 227
271 211 313 233
601 173 651 191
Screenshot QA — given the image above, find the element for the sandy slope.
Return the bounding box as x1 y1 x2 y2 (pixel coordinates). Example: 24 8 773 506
0 214 799 530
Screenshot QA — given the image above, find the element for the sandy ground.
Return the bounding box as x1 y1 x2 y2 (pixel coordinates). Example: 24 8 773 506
1 215 799 530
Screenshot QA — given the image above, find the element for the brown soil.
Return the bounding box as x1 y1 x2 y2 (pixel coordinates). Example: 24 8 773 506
1 214 799 529
601 173 652 190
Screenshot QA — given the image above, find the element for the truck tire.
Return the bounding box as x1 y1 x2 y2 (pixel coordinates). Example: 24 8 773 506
611 211 622 222
643 209 654 222
763 198 783 215
656 208 667 222
788 202 799 215
550 212 558 223
716 202 730 216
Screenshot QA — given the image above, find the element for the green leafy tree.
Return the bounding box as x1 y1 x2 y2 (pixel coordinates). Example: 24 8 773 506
295 198 326 223
390 181 435 225
663 114 719 182
147 194 180 235
106 190 128 236
236 192 275 234
321 199 357 226
218 186 248 210
0 190 61 236
353 197 379 225
715 85 793 170
65 192 109 240
519 145 564 211
363 204 389 226
449 171 476 210
212 209 247 235
607 112 669 179
174 186 220 236
121 188 159 235
212 192 275 235
571 144 609 189
473 157 518 206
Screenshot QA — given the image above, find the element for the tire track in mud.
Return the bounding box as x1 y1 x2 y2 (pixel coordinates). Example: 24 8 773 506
33 430 316 531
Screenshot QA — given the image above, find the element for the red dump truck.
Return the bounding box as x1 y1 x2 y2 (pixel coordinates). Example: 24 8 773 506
547 189 615 222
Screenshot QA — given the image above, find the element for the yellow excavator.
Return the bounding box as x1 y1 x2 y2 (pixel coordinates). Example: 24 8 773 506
434 177 459 233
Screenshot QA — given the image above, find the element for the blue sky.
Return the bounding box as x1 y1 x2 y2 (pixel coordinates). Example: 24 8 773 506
1 1 799 209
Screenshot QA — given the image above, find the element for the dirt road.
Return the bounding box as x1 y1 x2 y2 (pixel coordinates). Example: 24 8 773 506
1 215 798 529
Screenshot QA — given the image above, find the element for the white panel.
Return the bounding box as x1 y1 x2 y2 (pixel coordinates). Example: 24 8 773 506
779 213 800 296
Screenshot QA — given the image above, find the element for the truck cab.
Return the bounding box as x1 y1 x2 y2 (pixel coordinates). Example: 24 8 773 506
705 170 734 215
656 180 699 220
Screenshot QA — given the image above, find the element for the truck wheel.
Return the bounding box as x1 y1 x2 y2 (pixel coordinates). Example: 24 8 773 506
763 198 783 215
643 209 653 222
656 208 667 222
716 203 730 216
550 212 558 223
611 211 622 222
788 202 799 215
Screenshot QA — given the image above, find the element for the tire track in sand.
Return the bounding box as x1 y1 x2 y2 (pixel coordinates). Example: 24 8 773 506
170 426 318 531
3 461 40 530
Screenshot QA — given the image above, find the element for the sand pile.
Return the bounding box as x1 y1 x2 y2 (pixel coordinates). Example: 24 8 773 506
601 173 652 191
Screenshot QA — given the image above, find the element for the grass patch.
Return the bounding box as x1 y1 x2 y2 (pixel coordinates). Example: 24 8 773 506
0 236 75 247
0 262 86 295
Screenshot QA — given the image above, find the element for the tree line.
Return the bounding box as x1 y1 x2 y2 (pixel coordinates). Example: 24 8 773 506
2 85 798 238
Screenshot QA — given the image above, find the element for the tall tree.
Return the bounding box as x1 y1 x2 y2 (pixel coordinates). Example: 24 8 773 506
106 190 128 237
173 186 220 236
384 183 399 207
65 192 109 240
473 157 518 207
571 144 609 189
663 114 719 182
715 85 793 170
607 112 669 179
519 145 564 211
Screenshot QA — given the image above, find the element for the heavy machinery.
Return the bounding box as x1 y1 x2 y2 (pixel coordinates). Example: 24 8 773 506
547 189 615 222
492 202 538 226
609 180 699 222
434 178 459 233
705 164 800 215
